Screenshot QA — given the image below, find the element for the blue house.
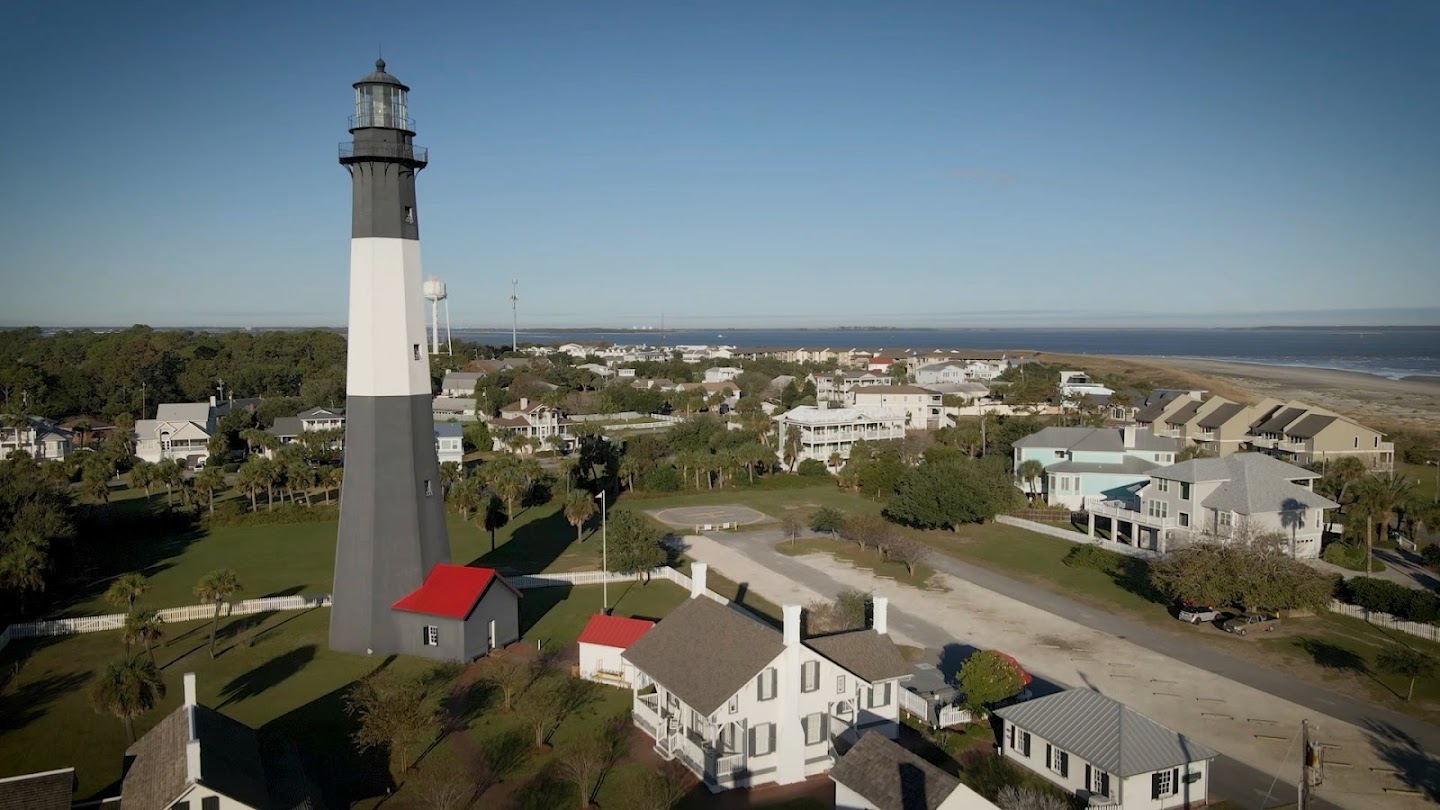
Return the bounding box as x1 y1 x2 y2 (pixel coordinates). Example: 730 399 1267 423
1013 427 1180 509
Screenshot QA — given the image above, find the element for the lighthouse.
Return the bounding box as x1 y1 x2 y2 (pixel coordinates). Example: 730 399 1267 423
330 60 451 656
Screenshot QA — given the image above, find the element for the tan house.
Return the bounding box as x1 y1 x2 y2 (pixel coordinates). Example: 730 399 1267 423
846 385 945 430
1247 400 1394 470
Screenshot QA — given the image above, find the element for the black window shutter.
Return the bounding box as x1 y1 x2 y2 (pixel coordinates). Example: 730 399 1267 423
1085 764 1092 790
1152 772 1162 800
202 798 220 810
1059 751 1069 777
748 726 757 756
1045 743 1052 767
769 724 777 754
1100 772 1110 797
757 674 763 701
1172 767 1180 795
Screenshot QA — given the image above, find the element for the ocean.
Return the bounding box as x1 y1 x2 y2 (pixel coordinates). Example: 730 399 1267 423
447 327 1440 380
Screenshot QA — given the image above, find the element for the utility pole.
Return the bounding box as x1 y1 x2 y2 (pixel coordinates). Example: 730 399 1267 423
509 278 519 351
596 489 608 614
216 377 226 403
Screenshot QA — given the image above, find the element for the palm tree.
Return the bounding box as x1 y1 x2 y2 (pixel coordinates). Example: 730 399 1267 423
90 657 166 742
123 609 165 665
194 568 243 658
438 461 463 497
254 457 280 511
0 531 49 614
1017 459 1045 501
782 429 802 473
105 572 149 612
154 459 183 509
564 489 597 543
81 465 112 504
1361 472 1415 567
617 456 640 492
127 460 155 497
194 465 225 514
235 457 265 512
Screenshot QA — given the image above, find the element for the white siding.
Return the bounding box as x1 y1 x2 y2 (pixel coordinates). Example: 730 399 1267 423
347 237 432 397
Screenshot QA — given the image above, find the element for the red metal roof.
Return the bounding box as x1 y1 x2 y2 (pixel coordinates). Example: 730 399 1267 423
391 564 515 619
576 613 654 649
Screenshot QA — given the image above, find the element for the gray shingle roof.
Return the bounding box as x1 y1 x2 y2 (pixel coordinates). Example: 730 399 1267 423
267 417 303 438
829 732 962 810
1255 406 1306 435
1133 401 1170 423
994 689 1218 777
622 597 784 715
1284 414 1339 439
1044 456 1159 476
1154 452 1319 484
0 768 74 810
1163 402 1202 425
297 406 344 419
1196 403 1245 429
804 630 911 684
1153 454 1335 515
1013 427 1177 454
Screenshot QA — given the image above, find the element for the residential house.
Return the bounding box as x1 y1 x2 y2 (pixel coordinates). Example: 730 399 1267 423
1131 391 1203 430
774 406 906 467
264 406 346 458
0 767 74 810
578 613 655 689
492 398 571 450
1185 398 1268 456
389 564 521 662
847 385 945 430
1013 427 1180 510
623 565 911 791
121 673 322 810
866 357 896 374
1083 453 1338 558
617 368 637 378
914 362 969 387
431 396 478 421
434 422 464 465
1248 400 1394 470
830 732 998 810
439 370 486 397
577 362 615 379
705 366 743 383
810 372 895 403
0 416 73 461
924 381 991 403
994 689 1217 810
135 402 216 466
1059 371 1114 401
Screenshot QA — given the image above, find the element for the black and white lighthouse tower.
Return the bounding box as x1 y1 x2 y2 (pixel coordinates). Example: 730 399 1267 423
330 60 451 656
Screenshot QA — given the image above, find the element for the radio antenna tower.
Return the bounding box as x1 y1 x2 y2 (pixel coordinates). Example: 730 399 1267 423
509 278 519 350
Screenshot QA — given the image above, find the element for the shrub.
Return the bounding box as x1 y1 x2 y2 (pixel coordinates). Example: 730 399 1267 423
1322 541 1385 573
1422 543 1440 570
1339 576 1440 624
1063 544 1126 575
202 502 339 528
795 458 831 478
637 465 681 493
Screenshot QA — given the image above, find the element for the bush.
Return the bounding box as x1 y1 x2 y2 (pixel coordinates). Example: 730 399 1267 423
1063 544 1126 575
637 465 681 493
795 458 831 478
1322 541 1386 573
1422 543 1440 570
202 502 339 527
1339 576 1440 625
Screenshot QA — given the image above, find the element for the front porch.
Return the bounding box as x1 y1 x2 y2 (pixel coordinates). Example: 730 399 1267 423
1081 498 1172 554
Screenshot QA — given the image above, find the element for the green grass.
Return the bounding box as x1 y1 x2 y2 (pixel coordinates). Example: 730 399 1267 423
775 536 939 590
1258 611 1440 707
671 558 783 626
621 484 884 522
0 582 693 805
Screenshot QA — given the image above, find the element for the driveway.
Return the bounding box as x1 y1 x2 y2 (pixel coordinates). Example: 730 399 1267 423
1306 549 1440 592
683 529 1439 810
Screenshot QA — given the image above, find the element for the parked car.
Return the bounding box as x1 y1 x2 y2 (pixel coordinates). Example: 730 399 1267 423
1176 601 1222 624
1222 611 1279 636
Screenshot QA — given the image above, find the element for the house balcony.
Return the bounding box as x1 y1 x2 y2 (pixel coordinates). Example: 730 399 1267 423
633 692 661 740
1083 497 1177 529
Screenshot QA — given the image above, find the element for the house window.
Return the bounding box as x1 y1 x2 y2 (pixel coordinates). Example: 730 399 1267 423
424 479 433 497
1179 512 1190 528
836 674 846 694
202 798 220 810
1157 479 1170 493
423 625 438 646
1147 499 1168 519
867 683 891 708
728 695 738 714
413 344 421 361
1152 769 1177 798
1017 730 1031 757
801 660 820 693
803 712 825 745
1053 450 1066 459
1219 511 1233 529
1090 767 1111 797
1180 482 1191 500
757 668 777 701
750 722 776 757
1047 744 1069 777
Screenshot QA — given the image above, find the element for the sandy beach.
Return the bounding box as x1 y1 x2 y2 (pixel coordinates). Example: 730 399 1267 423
1122 356 1440 430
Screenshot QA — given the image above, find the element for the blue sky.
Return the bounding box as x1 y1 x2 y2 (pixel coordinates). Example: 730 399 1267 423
1 1 1438 328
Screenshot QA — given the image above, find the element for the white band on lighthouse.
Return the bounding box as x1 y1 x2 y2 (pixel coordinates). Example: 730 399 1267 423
347 237 431 397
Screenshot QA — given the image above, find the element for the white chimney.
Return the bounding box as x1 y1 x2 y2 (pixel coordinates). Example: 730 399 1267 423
783 604 802 646
1122 426 1137 449
183 672 197 707
873 596 889 635
208 395 217 408
183 672 202 781
520 397 530 410
690 563 708 599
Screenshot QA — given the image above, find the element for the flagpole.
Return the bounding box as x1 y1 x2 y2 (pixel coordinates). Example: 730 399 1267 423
596 489 608 613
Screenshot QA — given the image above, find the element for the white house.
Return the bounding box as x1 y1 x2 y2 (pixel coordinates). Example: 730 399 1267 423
810 372 895 403
1083 452 1338 558
434 421 465 465
134 402 216 466
1059 371 1114 401
623 566 911 792
994 689 1217 810
577 613 655 689
577 362 615 379
121 672 321 809
1013 426 1180 510
914 362 969 387
830 732 999 810
492 398 571 450
847 385 945 430
439 370 486 397
704 366 743 383
431 396 478 421
263 406 347 459
0 415 73 461
773 406 906 467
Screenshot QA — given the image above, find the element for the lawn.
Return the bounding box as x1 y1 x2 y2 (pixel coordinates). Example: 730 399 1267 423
775 536 940 590
0 581 693 805
1258 611 1440 708
620 484 885 523
672 558 783 626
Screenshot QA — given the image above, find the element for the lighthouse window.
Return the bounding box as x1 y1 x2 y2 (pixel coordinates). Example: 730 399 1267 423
404 206 414 224
424 479 433 497
413 344 421 361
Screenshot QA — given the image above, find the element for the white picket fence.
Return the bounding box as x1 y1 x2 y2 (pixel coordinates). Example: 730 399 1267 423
898 686 972 729
1328 599 1440 643
0 594 331 654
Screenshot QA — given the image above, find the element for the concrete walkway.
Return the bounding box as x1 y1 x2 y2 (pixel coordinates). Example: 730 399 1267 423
1306 548 1440 593
683 529 1439 810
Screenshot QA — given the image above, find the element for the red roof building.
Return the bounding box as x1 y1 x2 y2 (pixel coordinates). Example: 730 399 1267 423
391 564 519 619
577 614 655 649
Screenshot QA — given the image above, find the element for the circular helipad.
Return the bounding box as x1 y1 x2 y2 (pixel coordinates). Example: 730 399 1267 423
650 504 769 530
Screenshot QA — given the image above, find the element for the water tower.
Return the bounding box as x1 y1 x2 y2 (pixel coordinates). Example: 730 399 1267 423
423 275 451 355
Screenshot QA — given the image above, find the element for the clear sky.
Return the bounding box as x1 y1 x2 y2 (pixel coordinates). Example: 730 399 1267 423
1 1 1438 329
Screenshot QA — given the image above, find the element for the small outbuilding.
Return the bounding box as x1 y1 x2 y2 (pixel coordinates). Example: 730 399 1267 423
391 564 521 663
830 731 998 810
576 613 654 688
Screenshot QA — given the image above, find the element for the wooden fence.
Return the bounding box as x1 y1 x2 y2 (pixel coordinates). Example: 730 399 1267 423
1328 600 1440 643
